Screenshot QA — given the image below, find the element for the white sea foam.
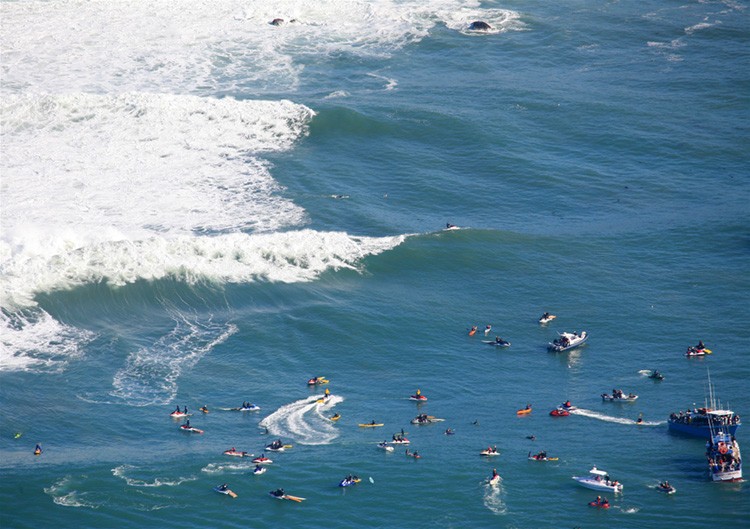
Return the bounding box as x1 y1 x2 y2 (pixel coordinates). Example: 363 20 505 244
482 476 507 515
570 408 665 426
1 93 312 252
0 89 408 372
2 1 524 96
260 394 343 445
112 465 198 487
44 476 99 509
0 309 95 372
685 21 716 34
110 314 238 406
201 461 256 474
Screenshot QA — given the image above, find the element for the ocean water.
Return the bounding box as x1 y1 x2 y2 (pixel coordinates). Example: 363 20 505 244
1 0 748 528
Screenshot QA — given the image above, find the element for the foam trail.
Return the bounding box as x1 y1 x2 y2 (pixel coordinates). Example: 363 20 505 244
109 313 237 406
201 462 256 474
44 476 99 509
112 465 197 487
482 476 507 515
570 408 665 426
260 395 343 445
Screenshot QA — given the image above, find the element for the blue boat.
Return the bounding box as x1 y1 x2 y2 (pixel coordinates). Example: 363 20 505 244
668 410 740 438
667 370 741 438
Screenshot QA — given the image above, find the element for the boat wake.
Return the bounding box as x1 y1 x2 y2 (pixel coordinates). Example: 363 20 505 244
260 395 343 445
45 474 171 511
482 477 507 515
570 408 665 426
637 369 652 377
112 465 197 487
201 461 255 474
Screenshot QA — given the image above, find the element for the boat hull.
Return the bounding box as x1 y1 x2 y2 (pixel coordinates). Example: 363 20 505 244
711 469 742 482
573 478 622 493
668 421 740 439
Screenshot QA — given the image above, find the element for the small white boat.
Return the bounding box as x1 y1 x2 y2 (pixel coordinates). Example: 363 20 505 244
253 466 267 475
573 467 623 493
377 442 394 452
480 449 500 456
602 392 638 402
548 331 588 352
489 474 500 485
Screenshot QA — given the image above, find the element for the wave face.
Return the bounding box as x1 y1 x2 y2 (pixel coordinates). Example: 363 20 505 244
0 92 405 373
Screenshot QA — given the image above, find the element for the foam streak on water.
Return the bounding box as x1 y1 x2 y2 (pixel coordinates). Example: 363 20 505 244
260 395 343 445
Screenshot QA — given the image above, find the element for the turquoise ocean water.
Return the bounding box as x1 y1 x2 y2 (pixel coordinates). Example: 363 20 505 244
1 1 748 527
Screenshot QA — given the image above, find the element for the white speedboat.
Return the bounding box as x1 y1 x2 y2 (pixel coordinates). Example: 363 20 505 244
602 392 638 402
548 331 588 352
572 467 623 493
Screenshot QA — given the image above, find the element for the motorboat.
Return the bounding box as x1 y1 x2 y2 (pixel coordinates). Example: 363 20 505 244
668 370 741 438
573 467 623 493
411 414 436 425
707 429 742 482
548 331 588 352
549 407 569 416
602 391 638 402
390 437 410 445
480 448 500 456
307 376 329 386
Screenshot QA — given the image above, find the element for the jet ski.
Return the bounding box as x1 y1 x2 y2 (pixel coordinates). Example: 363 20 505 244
377 442 394 452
